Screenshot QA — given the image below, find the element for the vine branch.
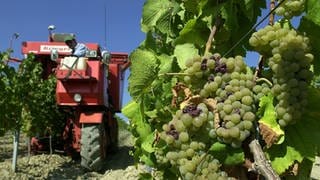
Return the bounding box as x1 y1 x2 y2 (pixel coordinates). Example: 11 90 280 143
205 14 224 55
254 0 276 80
249 139 281 180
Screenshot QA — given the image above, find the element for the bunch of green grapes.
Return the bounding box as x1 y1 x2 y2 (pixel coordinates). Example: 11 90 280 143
197 55 259 146
158 103 230 179
183 53 273 147
249 22 313 127
155 51 276 178
178 153 229 180
275 0 305 19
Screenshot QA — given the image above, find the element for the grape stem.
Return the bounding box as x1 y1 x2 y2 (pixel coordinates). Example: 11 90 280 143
254 0 280 79
204 14 224 56
249 139 281 180
269 0 276 26
159 72 189 76
256 77 273 87
254 0 275 80
253 56 265 80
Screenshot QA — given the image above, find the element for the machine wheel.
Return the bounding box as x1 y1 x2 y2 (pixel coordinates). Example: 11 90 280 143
80 123 108 171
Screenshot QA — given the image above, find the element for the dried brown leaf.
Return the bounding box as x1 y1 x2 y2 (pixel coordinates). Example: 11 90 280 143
259 123 281 148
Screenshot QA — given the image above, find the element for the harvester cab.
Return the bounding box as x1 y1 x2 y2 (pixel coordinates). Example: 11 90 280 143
21 28 129 171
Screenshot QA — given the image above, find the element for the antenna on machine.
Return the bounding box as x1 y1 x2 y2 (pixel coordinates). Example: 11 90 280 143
103 3 107 49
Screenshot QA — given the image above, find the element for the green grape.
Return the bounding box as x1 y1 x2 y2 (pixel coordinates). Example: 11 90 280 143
223 104 233 114
179 132 189 142
230 79 239 86
241 96 253 106
226 94 235 102
186 148 195 157
207 59 216 69
166 151 177 161
278 119 287 127
165 135 175 144
242 112 255 121
190 141 199 150
241 88 252 96
185 172 194 180
184 75 192 84
233 91 243 100
214 76 222 84
253 85 263 93
200 89 210 97
230 113 241 124
162 124 170 131
229 127 240 138
181 113 193 127
226 60 235 72
193 61 201 71
179 165 188 175
283 113 293 123
175 120 186 132
242 121 253 130
288 78 298 87
232 101 242 109
193 117 203 128
209 129 217 139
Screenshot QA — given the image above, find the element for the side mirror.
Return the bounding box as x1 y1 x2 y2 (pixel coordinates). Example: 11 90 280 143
102 51 111 64
50 49 58 61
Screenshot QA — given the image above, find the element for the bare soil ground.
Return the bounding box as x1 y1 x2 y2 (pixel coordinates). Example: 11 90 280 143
0 127 150 180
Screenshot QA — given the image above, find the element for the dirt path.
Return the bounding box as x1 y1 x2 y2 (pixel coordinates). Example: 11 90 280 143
0 128 149 179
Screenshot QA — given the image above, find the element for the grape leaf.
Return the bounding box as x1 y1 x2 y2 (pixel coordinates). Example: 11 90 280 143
156 2 180 35
174 43 199 69
209 142 244 165
122 100 139 119
298 17 320 75
158 54 174 74
141 132 155 153
128 49 159 101
305 0 320 26
240 0 266 21
257 94 285 147
174 19 209 47
122 100 152 140
267 88 320 174
299 0 320 75
140 154 155 167
267 144 303 175
141 0 177 33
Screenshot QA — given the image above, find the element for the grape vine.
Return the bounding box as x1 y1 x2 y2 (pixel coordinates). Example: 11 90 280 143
0 52 64 137
123 0 320 179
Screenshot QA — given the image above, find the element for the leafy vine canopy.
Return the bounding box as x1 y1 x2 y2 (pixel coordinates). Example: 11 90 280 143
124 0 320 179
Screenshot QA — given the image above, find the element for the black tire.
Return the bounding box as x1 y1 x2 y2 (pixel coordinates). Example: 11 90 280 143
80 124 105 171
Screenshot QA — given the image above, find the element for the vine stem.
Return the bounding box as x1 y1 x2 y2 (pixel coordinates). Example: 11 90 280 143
253 56 264 81
249 139 281 180
250 1 280 179
269 0 276 26
204 14 224 55
256 77 273 87
159 72 189 76
254 0 276 80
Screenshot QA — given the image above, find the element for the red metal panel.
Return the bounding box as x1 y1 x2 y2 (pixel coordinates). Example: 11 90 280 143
21 41 99 55
107 53 128 112
79 112 103 123
56 60 105 106
108 64 122 112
